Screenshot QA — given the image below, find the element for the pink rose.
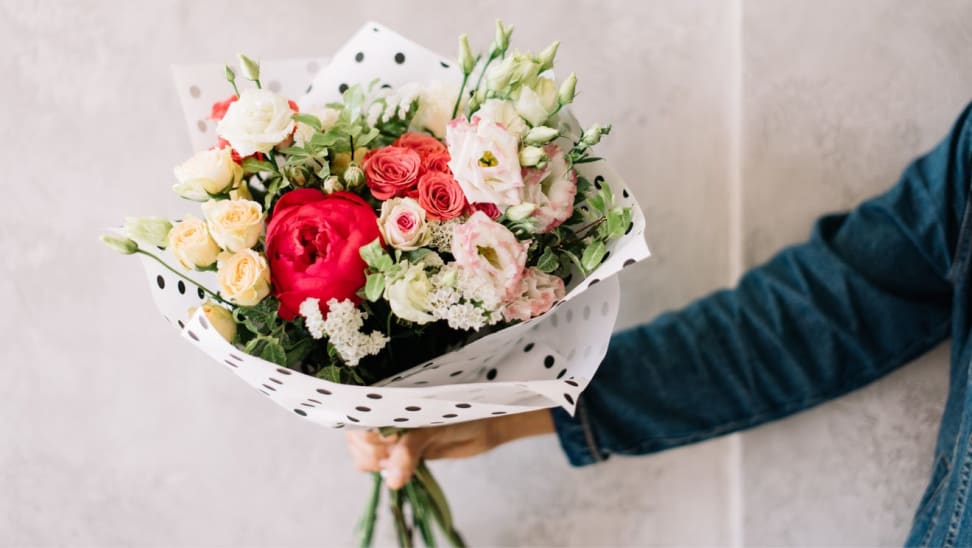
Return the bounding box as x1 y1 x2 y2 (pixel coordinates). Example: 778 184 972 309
418 171 467 221
446 116 524 207
364 146 422 200
452 211 528 300
393 132 448 157
422 150 453 175
502 267 566 322
520 144 577 233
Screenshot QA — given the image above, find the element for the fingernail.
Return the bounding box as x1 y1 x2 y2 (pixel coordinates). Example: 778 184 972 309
378 459 390 469
381 468 402 485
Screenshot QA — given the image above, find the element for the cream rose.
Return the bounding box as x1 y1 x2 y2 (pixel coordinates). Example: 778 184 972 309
217 249 271 306
502 267 566 322
476 98 528 139
385 263 436 324
520 144 577 233
168 215 220 270
446 116 524 207
216 89 296 156
513 77 559 127
452 211 528 301
378 197 431 251
188 301 237 342
172 147 243 200
201 199 264 252
410 80 463 139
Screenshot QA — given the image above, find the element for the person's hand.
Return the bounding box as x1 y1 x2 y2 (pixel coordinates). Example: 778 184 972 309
346 409 555 489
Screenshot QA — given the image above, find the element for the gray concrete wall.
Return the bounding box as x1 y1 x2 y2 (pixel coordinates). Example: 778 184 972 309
3 0 970 545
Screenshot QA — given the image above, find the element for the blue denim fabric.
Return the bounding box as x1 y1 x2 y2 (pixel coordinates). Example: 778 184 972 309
552 102 972 546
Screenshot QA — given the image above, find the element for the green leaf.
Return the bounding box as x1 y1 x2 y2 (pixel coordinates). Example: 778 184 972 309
573 156 604 164
284 338 315 368
315 365 343 383
359 239 385 268
606 208 627 239
364 273 385 302
581 241 607 273
588 193 606 215
292 113 322 131
260 338 287 366
278 146 309 159
241 157 276 174
536 247 560 273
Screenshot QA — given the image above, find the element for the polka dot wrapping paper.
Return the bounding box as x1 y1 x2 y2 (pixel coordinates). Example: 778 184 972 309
163 22 650 430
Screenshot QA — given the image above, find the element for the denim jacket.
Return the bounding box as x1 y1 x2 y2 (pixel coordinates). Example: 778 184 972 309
552 102 972 546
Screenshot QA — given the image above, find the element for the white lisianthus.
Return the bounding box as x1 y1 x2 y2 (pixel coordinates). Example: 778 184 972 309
410 80 463 139
513 78 559 127
476 99 528 139
216 89 296 156
385 263 436 324
201 199 264 252
173 147 243 200
446 116 524 207
168 215 220 270
217 249 271 306
378 197 431 251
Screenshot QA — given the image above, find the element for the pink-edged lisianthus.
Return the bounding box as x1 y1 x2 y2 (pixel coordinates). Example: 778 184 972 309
264 189 381 320
445 116 524 207
452 211 528 301
502 267 566 322
520 144 577 233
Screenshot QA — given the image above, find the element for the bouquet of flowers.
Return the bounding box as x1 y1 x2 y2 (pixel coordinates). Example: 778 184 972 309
102 21 649 547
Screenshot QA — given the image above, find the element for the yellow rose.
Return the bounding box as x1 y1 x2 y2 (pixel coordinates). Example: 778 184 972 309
168 215 220 270
188 301 237 342
218 249 271 306
201 199 264 252
173 147 243 200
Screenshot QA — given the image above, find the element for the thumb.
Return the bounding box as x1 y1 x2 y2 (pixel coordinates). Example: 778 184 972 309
382 430 430 490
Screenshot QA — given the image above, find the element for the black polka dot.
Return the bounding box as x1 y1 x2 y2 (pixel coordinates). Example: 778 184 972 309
355 406 371 412
449 370 464 377
177 320 185 329
405 406 421 412
187 330 199 342
197 316 209 330
354 51 364 62
338 83 349 93
593 175 604 189
156 275 165 289
333 423 345 429
229 354 243 361
440 61 450 68
307 398 322 404
317 388 332 395
422 362 435 369
393 417 409 422
305 84 313 94
394 52 406 64
456 403 472 409
442 413 458 419
624 258 636 268
367 393 382 399
301 403 314 408
486 368 497 380
413 380 429 385
626 222 634 235
557 369 567 379
261 384 276 391
603 251 611 261
623 188 630 198
197 287 205 300
381 83 392 89
268 378 283 385
372 26 379 32
294 409 307 416
564 393 575 405
276 368 292 375
347 415 360 423
544 356 556 369
565 380 579 387
589 279 600 287
430 421 444 425
524 343 535 353
259 390 270 396
224 360 238 368
177 280 186 294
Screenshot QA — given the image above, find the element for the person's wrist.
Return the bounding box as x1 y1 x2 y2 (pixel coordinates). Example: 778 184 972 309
491 409 555 447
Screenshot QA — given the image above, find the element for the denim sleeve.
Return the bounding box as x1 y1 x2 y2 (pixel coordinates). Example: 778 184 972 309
553 104 972 466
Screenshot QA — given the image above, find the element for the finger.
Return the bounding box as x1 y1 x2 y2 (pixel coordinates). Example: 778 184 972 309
382 431 430 489
348 444 383 472
346 433 390 471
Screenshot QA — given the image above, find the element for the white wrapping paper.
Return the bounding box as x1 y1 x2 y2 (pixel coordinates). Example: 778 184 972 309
160 22 650 430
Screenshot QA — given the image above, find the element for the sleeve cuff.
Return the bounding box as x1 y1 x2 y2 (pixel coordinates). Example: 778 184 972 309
550 397 608 467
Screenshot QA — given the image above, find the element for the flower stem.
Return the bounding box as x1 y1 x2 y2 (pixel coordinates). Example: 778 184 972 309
451 72 470 120
135 248 228 305
357 472 383 548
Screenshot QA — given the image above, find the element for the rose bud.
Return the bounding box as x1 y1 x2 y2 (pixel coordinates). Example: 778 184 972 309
100 235 138 255
123 216 172 248
188 301 237 342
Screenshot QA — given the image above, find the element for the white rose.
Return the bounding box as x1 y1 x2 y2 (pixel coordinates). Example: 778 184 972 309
446 116 524 207
217 249 271 306
513 78 559 127
172 147 243 200
385 263 436 324
410 81 463 139
216 89 296 156
168 215 220 270
378 197 431 251
476 98 528 139
201 199 264 252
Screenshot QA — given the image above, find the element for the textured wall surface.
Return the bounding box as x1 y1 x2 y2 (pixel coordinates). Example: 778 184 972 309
5 0 971 546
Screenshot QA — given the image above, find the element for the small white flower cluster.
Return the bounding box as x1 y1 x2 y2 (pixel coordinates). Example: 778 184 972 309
366 84 421 128
427 219 459 253
299 298 389 366
299 298 327 339
424 268 501 331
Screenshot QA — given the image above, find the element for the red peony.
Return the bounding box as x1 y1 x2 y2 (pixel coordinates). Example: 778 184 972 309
393 132 448 157
363 146 422 200
265 189 381 320
418 172 467 221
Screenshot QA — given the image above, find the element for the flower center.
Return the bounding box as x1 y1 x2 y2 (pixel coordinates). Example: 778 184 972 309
478 150 499 168
477 245 501 269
